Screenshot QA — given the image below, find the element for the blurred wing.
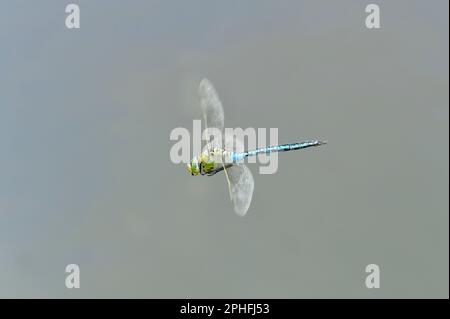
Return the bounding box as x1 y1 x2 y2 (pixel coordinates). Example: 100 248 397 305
227 164 254 216
202 140 220 154
198 78 224 134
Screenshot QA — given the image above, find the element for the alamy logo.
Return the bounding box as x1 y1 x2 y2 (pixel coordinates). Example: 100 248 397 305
365 4 381 29
65 264 80 289
365 264 380 288
170 120 280 175
65 4 80 29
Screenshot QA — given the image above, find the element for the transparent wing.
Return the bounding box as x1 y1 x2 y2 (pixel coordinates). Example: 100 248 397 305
227 164 254 216
198 83 253 216
202 140 221 154
198 78 224 134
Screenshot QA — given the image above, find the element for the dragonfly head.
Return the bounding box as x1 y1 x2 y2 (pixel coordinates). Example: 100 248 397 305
187 157 200 176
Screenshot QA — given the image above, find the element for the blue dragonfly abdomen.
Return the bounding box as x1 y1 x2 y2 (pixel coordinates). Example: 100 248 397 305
231 140 326 162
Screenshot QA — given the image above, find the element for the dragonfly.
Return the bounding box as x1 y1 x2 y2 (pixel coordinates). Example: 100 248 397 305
187 78 326 216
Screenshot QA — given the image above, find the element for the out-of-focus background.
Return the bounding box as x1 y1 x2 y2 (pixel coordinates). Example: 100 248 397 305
0 0 448 298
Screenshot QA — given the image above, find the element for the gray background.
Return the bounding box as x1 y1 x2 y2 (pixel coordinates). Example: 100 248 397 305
0 0 448 298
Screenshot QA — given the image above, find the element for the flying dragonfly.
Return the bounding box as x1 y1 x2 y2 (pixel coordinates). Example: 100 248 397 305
187 78 326 216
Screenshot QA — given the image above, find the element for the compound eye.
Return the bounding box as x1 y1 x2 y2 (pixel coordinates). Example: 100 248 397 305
190 159 199 175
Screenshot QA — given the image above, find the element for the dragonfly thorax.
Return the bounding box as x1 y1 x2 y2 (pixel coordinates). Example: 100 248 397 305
187 148 232 176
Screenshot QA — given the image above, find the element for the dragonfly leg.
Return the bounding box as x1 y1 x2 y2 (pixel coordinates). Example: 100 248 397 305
221 154 233 202
206 163 233 176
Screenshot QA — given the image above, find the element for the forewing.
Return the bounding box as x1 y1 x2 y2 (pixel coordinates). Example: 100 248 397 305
202 141 220 154
198 78 224 134
227 164 254 216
